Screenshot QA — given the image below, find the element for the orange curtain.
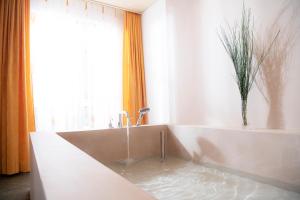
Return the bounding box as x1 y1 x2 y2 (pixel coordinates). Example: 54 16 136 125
123 12 148 125
0 0 35 175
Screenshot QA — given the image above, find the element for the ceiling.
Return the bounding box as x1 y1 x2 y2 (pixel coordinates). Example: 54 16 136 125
94 0 156 13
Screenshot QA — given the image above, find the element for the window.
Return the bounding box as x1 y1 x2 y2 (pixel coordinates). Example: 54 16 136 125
30 0 123 131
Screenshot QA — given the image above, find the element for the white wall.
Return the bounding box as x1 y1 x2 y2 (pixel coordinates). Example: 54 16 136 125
143 0 300 129
142 0 170 124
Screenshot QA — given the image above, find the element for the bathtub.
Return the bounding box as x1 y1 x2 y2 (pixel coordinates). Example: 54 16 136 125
30 125 300 199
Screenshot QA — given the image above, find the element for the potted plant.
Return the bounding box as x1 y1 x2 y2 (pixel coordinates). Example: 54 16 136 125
218 5 278 126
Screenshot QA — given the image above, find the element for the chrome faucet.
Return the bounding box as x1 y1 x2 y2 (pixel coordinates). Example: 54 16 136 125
118 111 131 128
136 107 150 126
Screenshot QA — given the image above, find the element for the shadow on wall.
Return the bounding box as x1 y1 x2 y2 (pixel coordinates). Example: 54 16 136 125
167 130 225 164
196 138 225 164
255 1 299 129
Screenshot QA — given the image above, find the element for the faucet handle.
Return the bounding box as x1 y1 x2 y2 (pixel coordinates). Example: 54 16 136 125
108 118 114 129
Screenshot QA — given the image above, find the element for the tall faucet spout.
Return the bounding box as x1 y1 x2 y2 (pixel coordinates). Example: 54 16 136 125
118 111 131 128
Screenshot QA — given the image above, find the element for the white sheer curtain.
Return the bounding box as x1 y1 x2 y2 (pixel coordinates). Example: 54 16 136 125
30 0 123 131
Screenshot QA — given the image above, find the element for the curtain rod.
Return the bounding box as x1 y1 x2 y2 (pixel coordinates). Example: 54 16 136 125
86 0 142 14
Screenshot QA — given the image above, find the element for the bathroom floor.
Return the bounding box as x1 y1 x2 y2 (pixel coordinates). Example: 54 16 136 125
0 173 30 200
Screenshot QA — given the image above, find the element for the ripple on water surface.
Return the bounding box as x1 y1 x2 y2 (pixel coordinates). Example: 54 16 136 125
107 157 300 200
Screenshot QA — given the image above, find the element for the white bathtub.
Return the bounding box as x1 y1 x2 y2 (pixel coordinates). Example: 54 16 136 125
30 125 300 199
